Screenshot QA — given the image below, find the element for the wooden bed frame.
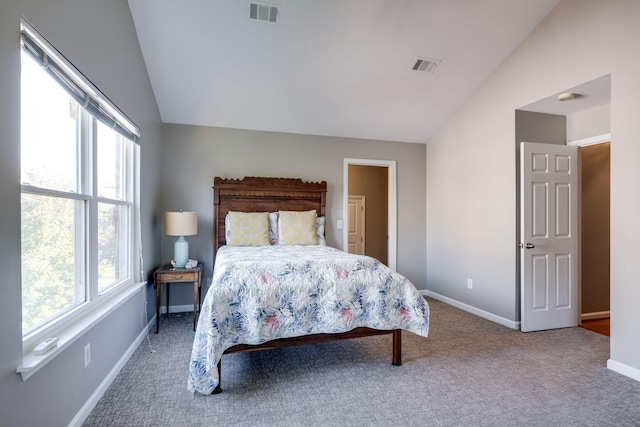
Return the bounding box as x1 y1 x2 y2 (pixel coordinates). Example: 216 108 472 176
211 176 401 394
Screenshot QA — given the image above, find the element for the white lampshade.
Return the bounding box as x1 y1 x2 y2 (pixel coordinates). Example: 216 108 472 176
164 211 197 236
165 211 197 268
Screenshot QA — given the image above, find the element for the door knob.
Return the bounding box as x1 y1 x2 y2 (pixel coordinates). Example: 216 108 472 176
519 243 535 249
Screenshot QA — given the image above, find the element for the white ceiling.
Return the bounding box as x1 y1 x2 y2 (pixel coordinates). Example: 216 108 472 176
128 0 562 143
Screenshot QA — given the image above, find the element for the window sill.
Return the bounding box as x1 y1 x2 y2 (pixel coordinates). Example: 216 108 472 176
17 281 146 381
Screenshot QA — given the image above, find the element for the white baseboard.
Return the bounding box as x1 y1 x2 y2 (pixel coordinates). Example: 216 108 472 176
421 290 520 330
160 304 196 314
68 315 156 427
607 359 640 383
581 311 610 321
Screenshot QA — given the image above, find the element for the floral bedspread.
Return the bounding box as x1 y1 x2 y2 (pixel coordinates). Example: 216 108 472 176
188 245 430 394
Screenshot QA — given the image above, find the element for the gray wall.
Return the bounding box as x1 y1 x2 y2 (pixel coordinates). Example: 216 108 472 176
160 124 426 304
515 111 567 146
427 0 640 377
0 1 162 425
567 104 611 142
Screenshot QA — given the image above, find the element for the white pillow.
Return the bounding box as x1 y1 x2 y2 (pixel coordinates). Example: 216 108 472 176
268 212 279 245
315 216 326 246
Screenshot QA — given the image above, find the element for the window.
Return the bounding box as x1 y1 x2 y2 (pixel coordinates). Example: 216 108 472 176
20 19 141 343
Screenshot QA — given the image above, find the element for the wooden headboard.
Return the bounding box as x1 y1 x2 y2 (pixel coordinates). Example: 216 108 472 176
213 176 327 252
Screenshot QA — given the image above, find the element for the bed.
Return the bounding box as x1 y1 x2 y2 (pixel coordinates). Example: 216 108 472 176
188 176 430 394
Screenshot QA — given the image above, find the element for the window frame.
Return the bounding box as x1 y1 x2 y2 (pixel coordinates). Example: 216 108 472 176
19 18 142 357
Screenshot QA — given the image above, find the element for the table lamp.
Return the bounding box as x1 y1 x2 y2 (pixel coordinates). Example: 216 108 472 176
164 211 197 268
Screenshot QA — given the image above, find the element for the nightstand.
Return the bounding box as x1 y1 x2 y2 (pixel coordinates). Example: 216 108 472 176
153 262 204 333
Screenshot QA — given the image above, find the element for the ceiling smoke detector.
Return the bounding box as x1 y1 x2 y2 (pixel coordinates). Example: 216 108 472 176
249 2 279 24
411 57 441 74
558 92 577 101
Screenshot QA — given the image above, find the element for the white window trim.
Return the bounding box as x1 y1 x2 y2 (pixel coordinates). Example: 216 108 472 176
20 137 141 350
17 281 146 381
18 17 144 380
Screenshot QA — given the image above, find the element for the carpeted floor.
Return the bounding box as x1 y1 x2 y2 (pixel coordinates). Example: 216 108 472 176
83 298 640 426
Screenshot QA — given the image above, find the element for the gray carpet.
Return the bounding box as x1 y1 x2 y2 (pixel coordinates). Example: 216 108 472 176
83 299 640 426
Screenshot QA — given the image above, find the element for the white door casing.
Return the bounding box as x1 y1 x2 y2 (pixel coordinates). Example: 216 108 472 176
347 195 365 255
520 142 579 332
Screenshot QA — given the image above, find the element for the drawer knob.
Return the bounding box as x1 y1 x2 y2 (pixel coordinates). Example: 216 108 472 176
171 274 184 280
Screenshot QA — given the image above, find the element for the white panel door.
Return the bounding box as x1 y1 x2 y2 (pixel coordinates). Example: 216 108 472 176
348 195 365 255
520 142 578 332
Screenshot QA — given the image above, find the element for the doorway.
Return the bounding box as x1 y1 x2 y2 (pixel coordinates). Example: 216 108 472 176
343 158 397 270
515 75 611 332
515 124 611 332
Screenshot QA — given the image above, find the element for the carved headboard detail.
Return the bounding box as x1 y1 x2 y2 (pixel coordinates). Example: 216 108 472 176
213 176 328 253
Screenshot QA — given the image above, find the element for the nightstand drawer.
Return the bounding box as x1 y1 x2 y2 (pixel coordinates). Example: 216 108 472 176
155 271 197 283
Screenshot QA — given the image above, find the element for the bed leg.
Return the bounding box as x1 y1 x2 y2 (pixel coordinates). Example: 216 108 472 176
392 329 402 366
212 361 222 394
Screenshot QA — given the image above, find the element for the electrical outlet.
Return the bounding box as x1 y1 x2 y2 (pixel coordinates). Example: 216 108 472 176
467 279 473 289
337 220 343 229
84 343 91 367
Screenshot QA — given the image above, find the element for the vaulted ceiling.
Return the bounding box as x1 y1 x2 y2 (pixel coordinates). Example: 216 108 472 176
129 0 561 143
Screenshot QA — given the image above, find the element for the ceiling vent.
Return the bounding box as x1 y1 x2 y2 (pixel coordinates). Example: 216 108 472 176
249 2 279 24
411 57 441 74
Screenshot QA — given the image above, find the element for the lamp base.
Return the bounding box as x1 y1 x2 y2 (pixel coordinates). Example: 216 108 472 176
174 236 189 268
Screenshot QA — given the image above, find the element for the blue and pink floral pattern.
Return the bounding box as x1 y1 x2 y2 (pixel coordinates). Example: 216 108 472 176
188 245 430 394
